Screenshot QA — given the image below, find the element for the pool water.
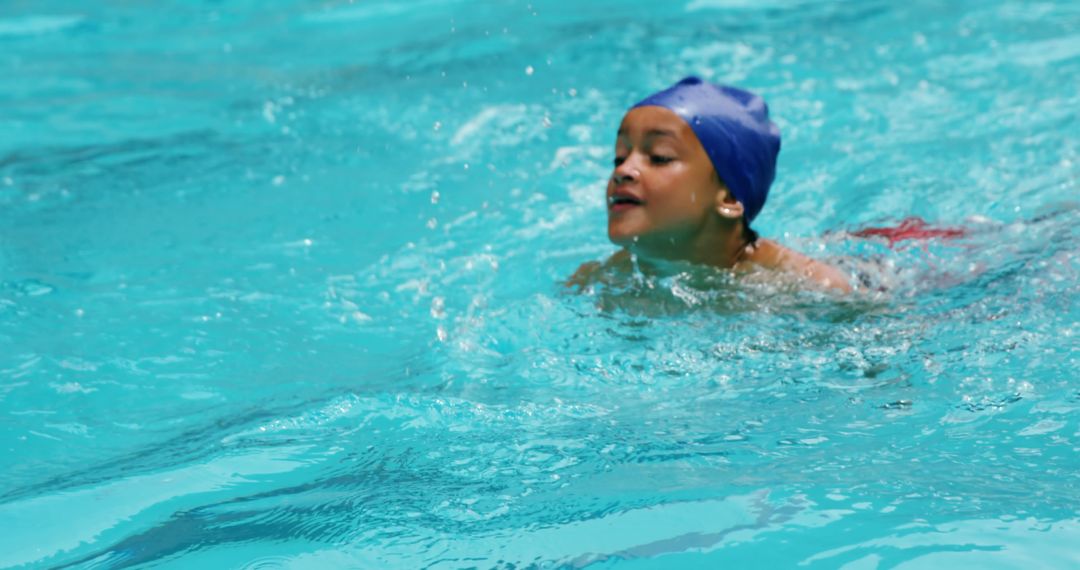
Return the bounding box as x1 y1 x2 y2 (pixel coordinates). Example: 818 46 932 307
2 0 1078 568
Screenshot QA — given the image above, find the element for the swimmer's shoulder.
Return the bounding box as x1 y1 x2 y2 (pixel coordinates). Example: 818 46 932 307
740 239 853 294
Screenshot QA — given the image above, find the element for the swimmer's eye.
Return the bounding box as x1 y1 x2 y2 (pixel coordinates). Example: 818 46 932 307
650 155 674 165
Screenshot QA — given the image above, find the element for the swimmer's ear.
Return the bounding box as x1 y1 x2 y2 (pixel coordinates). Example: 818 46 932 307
714 187 745 220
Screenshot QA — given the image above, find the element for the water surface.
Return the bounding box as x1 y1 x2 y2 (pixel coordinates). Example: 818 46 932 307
1 0 1078 568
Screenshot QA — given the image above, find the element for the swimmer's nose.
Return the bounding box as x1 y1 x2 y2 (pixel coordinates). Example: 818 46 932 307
612 163 641 185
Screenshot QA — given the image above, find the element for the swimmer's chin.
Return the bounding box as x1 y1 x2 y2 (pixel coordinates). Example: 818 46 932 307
606 234 638 249
605 224 639 246
606 226 666 254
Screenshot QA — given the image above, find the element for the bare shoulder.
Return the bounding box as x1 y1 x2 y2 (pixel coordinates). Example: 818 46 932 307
741 239 852 293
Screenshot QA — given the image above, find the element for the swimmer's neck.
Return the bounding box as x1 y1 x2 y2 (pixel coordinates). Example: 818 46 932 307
622 225 755 272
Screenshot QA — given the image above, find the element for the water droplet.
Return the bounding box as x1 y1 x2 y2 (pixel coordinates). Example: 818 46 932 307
463 163 470 170
433 121 442 131
430 297 446 319
525 65 534 76
430 191 440 204
272 175 285 186
542 115 552 128
426 218 438 229
568 88 577 97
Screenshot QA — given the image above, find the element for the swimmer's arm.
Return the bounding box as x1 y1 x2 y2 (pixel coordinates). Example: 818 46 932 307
752 239 853 294
796 256 853 294
565 260 602 290
565 250 631 291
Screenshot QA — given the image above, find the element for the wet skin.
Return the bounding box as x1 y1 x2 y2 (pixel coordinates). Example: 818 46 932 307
607 106 739 263
573 105 852 294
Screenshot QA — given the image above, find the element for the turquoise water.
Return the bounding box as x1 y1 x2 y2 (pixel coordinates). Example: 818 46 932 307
2 0 1078 567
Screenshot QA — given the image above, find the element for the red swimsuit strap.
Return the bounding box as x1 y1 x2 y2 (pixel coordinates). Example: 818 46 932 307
851 217 967 247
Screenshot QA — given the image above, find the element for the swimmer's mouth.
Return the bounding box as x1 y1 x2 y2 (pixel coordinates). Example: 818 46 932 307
608 194 644 209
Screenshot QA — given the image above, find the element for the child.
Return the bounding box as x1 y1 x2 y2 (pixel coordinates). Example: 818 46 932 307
570 76 852 294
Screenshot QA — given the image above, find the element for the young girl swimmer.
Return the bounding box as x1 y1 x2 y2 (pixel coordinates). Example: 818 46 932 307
571 76 852 294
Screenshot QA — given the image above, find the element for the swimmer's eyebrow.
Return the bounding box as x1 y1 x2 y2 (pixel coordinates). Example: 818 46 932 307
616 128 679 139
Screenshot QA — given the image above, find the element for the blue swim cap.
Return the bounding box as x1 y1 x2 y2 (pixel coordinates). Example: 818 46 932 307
632 76 781 224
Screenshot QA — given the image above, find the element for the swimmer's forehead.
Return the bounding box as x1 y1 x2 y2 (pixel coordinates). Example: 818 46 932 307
616 107 698 147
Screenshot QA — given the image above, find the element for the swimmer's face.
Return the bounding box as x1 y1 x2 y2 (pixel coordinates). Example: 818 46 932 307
607 106 727 252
